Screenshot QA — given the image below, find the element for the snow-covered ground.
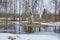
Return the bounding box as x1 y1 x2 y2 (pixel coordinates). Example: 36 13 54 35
0 32 60 40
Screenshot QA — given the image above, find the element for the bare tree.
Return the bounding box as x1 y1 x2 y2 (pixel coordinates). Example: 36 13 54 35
54 0 57 32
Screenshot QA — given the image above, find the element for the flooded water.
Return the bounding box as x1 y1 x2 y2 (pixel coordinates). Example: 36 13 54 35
0 21 59 34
